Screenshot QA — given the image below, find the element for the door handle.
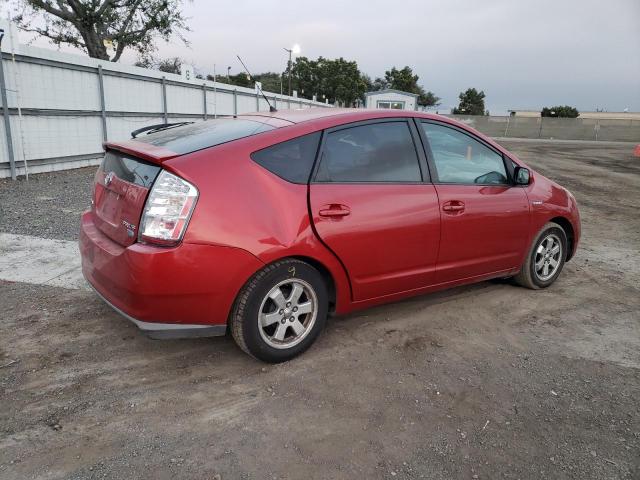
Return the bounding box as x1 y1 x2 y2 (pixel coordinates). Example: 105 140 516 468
442 201 465 213
319 204 351 218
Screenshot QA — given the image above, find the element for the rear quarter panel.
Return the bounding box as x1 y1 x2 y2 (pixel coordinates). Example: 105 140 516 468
165 125 353 314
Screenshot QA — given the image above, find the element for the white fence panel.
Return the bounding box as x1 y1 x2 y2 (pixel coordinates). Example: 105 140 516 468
0 35 330 178
206 90 234 116
104 76 162 113
19 115 103 160
166 83 202 114
107 116 165 143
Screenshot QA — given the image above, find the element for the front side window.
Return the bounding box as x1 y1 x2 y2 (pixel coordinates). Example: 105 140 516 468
421 122 508 185
315 121 422 183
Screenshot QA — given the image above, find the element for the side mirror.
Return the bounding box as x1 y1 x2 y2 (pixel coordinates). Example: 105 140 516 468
514 166 530 185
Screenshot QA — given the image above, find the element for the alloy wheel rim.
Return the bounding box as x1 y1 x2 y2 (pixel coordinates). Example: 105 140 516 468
534 233 562 281
258 279 318 349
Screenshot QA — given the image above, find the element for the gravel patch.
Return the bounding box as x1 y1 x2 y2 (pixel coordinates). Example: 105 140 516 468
0 167 95 241
0 141 638 479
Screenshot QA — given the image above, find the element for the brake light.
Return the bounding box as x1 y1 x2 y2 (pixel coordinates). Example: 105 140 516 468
139 170 198 246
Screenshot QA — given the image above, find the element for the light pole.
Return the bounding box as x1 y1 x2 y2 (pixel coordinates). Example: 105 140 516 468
283 44 300 96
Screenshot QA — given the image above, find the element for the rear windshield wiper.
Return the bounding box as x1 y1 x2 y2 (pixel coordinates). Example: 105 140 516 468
131 122 194 139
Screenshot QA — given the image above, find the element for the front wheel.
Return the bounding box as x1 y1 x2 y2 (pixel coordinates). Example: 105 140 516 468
230 259 328 363
514 222 567 289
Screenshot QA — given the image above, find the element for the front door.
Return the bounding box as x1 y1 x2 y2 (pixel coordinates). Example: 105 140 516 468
309 119 441 301
418 121 530 283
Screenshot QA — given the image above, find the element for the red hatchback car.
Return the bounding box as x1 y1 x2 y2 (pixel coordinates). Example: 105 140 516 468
80 108 580 362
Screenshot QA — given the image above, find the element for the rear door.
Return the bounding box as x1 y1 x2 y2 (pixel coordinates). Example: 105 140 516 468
309 119 441 301
417 120 530 283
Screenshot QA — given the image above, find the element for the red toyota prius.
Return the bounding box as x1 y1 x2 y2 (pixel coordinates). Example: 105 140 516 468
80 108 580 362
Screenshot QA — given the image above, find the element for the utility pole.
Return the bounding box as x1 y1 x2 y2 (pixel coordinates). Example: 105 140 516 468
283 44 300 97
284 48 292 96
227 66 231 83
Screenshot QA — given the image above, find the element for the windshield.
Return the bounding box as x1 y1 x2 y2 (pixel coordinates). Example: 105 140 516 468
134 118 275 155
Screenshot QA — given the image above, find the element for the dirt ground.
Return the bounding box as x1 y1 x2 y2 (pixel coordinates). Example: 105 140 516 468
1 140 639 480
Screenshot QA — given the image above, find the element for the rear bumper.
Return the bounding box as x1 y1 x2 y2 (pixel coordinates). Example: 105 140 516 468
80 211 265 337
86 280 227 339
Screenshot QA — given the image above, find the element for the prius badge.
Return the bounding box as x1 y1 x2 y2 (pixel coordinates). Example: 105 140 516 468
122 220 137 238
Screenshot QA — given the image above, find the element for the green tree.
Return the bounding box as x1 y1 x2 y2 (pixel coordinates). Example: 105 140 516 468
453 88 486 115
134 56 183 74
383 66 419 92
253 72 284 94
375 66 440 107
372 76 389 91
361 73 374 92
291 56 367 105
157 57 182 75
10 0 190 62
290 56 321 98
541 106 579 118
203 71 281 92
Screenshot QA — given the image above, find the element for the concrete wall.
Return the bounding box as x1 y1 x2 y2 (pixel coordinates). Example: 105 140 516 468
445 115 640 142
0 20 329 179
510 110 640 120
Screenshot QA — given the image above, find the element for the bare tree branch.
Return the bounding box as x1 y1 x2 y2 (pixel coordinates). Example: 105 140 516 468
10 0 190 62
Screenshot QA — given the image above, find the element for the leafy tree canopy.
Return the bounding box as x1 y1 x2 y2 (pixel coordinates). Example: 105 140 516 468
290 56 368 106
206 72 284 94
453 88 486 115
10 0 190 62
135 56 183 74
373 66 440 107
541 106 579 118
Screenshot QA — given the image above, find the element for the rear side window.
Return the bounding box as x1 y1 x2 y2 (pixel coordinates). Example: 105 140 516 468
136 119 274 155
315 121 422 183
251 132 321 184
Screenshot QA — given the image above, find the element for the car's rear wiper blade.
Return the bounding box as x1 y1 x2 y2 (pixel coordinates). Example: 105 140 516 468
131 122 194 139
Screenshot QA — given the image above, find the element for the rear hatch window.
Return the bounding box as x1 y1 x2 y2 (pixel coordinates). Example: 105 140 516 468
92 151 161 246
134 118 275 155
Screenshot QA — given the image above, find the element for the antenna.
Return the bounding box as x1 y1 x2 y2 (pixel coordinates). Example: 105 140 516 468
236 55 277 112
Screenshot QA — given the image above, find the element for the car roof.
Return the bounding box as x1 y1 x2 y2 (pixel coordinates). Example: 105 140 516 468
240 108 520 166
241 108 444 125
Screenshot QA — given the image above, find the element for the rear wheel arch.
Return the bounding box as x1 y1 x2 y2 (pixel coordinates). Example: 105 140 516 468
549 216 575 261
287 256 336 314
229 257 330 362
234 255 338 317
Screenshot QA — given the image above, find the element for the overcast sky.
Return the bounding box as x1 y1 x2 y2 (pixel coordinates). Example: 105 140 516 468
8 0 640 114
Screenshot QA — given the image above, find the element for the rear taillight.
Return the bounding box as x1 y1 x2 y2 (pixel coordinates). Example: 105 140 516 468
139 170 198 246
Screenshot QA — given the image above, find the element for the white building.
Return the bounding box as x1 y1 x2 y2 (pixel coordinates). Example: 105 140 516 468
364 89 418 111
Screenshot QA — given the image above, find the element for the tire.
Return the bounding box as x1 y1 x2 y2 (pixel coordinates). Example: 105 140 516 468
230 259 328 363
514 222 568 289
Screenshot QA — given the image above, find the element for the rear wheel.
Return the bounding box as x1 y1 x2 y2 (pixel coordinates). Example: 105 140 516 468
514 222 567 289
230 259 328 363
